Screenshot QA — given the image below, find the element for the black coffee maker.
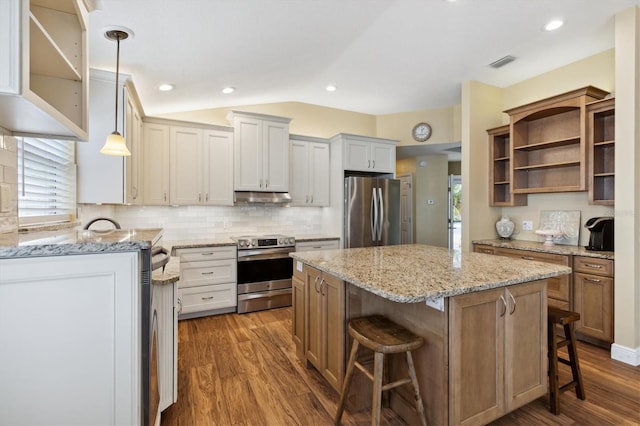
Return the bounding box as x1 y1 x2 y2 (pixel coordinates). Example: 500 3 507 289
584 217 614 251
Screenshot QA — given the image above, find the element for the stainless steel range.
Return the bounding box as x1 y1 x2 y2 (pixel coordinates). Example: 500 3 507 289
233 234 296 314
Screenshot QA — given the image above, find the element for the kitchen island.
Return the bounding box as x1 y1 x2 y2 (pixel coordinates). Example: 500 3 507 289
290 244 572 426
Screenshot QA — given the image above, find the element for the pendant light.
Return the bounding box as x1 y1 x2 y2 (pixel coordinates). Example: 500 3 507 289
100 28 132 156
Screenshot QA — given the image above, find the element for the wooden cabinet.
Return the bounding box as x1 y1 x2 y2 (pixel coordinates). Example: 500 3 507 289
175 246 237 318
231 111 291 192
449 280 547 426
339 134 396 173
143 122 171 205
292 262 306 359
0 0 89 140
474 244 572 309
305 265 345 391
0 252 141 425
77 76 144 204
290 136 330 206
505 86 608 195
487 125 526 206
587 98 615 205
573 256 614 345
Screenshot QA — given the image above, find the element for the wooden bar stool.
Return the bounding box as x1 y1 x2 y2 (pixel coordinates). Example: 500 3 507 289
547 306 586 415
334 315 427 426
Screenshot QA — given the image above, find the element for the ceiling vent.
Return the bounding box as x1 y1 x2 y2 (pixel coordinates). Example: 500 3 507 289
489 55 516 68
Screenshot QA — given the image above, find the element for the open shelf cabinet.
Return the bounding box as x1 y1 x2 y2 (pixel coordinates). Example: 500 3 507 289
505 86 609 195
587 97 615 205
488 125 526 206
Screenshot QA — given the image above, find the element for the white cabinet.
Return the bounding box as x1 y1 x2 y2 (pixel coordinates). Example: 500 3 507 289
337 134 397 173
169 125 234 206
0 252 141 425
143 122 171 205
77 73 143 204
153 279 178 412
175 246 238 318
0 0 89 140
290 136 330 206
295 239 340 252
231 111 291 192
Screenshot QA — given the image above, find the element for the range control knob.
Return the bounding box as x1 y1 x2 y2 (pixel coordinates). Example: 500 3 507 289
278 238 284 245
251 239 257 247
239 240 246 247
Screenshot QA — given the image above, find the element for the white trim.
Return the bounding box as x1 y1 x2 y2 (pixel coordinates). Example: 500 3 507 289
611 343 640 366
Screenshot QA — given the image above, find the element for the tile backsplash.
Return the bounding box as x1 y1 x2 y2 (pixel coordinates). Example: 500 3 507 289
0 130 18 234
79 204 326 242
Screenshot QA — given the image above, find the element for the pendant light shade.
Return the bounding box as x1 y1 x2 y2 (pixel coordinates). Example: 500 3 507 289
100 27 132 156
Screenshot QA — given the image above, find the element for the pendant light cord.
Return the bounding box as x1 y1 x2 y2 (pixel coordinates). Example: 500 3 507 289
114 35 120 133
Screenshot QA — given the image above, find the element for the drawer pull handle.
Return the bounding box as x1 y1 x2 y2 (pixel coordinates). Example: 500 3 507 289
482 249 492 254
509 292 516 315
314 276 320 293
201 296 214 301
201 271 215 275
499 295 507 317
585 278 602 283
521 256 535 260
201 252 214 256
584 263 603 269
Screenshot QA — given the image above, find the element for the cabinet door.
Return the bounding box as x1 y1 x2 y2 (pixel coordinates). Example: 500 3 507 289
292 275 306 359
170 126 203 205
0 0 19 94
321 272 345 391
203 129 234 206
263 120 289 191
450 287 505 426
125 91 143 204
155 280 177 411
574 272 614 343
143 123 171 205
344 139 371 171
504 281 547 412
234 116 263 190
309 142 330 206
305 266 322 369
290 140 310 205
370 142 395 173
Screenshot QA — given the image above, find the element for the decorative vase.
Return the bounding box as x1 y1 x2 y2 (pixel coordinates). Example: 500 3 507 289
496 216 515 239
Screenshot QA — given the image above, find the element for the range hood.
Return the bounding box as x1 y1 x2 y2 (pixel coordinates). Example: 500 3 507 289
234 191 292 206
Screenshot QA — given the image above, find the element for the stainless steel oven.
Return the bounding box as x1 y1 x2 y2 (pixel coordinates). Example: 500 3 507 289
233 235 295 314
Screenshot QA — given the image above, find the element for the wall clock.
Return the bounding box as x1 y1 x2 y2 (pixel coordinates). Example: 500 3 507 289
412 122 432 142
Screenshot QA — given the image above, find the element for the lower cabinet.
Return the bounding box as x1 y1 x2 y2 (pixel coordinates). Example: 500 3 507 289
175 246 237 318
449 280 547 426
573 256 614 345
304 265 345 392
153 279 178 413
295 239 340 252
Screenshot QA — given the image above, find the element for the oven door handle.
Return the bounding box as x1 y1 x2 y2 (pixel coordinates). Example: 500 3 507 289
237 248 293 262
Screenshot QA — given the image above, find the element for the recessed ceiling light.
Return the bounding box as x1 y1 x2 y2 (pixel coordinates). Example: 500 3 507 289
158 83 174 92
222 87 235 94
544 19 564 31
326 84 337 92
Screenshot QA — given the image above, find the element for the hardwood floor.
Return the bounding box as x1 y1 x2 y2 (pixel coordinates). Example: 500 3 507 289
161 307 640 426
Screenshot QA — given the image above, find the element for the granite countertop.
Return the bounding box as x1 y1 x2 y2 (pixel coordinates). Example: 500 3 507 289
0 228 163 259
472 239 614 260
290 244 571 303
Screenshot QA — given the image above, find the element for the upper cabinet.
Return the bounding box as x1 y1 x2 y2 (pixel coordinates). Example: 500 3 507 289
505 86 608 195
290 135 330 207
143 121 171 205
0 0 89 140
335 133 397 173
77 72 143 204
488 125 526 207
587 98 615 205
230 111 291 192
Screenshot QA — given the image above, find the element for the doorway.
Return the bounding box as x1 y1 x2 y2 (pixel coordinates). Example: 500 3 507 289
448 174 461 250
397 173 414 244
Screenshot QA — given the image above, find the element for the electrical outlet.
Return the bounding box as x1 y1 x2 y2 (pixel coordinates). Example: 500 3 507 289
522 220 533 231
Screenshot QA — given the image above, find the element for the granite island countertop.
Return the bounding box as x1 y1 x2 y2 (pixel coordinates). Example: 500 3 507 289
473 239 614 260
290 244 572 303
0 228 163 259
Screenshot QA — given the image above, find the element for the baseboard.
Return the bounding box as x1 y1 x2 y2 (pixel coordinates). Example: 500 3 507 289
611 343 640 366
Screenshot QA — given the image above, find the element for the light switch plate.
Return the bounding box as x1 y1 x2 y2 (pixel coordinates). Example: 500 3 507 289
0 183 10 213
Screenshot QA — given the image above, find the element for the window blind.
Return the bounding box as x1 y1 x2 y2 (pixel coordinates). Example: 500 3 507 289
17 137 76 224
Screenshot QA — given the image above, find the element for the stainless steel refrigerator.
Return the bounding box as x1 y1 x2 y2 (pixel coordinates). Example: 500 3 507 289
344 176 401 248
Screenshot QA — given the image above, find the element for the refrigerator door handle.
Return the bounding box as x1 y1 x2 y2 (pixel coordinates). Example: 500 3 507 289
371 187 378 241
377 187 384 241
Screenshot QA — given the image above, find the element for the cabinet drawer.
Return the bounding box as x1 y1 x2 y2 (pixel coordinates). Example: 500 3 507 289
494 247 569 266
178 283 237 314
473 244 498 255
175 246 236 262
295 240 340 252
573 256 613 277
180 260 236 287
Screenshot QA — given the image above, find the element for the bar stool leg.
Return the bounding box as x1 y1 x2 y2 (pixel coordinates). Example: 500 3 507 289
406 351 427 426
335 340 359 425
371 351 385 426
548 321 560 415
564 323 586 400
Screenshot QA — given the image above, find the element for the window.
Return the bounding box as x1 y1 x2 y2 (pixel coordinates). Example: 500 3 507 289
17 137 76 225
